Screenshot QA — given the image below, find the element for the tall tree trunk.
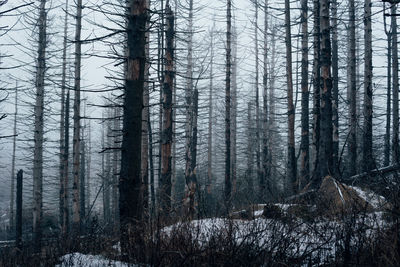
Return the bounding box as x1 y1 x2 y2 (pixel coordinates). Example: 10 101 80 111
299 0 309 190
33 0 47 249
207 24 214 201
261 0 269 201
59 0 69 235
141 0 150 217
268 25 277 186
331 0 339 176
319 0 333 179
72 0 82 234
225 0 232 211
254 0 261 197
312 0 321 181
363 0 373 173
113 108 120 226
231 26 237 195
63 82 70 236
247 102 254 199
392 5 399 167
119 0 147 257
16 170 23 250
184 0 194 214
80 138 85 230
86 121 91 216
384 7 391 167
285 0 296 194
10 83 18 231
188 89 198 217
348 0 357 177
161 4 174 216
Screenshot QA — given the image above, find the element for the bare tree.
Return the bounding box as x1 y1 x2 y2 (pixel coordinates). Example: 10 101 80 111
362 0 373 173
119 0 148 256
225 0 232 210
348 0 357 177
32 0 47 249
299 0 309 189
285 0 296 194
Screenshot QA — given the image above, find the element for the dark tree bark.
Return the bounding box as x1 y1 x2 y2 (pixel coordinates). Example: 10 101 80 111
384 5 392 167
225 0 232 210
72 0 83 234
16 170 23 250
33 0 47 249
319 0 333 179
312 0 321 181
299 0 309 190
392 5 399 167
331 0 339 176
348 0 357 177
363 0 373 173
160 4 174 216
285 0 296 194
10 83 18 231
59 0 69 237
119 0 148 258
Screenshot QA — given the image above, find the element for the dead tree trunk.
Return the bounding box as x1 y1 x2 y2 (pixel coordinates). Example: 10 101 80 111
16 170 23 250
184 0 194 214
161 5 174 216
10 83 18 231
225 0 232 211
261 0 269 201
299 0 309 190
59 0 69 235
319 0 333 179
285 0 296 194
331 0 339 176
384 6 391 167
392 5 399 167
362 0 373 173
312 0 321 181
247 102 254 199
231 26 237 195
254 0 261 197
207 24 215 200
33 0 47 249
347 0 357 177
119 0 147 256
72 0 83 234
62 81 70 236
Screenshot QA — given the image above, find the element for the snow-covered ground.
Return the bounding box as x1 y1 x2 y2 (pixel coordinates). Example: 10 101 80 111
56 253 133 267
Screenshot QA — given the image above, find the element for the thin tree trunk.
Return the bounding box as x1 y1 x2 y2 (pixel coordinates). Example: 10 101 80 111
268 25 277 185
312 0 321 181
348 0 357 177
188 89 198 217
392 5 399 167
72 0 83 234
33 0 47 249
225 0 232 211
161 5 174 216
384 8 391 167
231 26 237 195
299 0 309 190
184 0 194 213
63 82 70 236
331 0 339 176
254 1 261 198
119 0 147 257
86 121 91 216
207 24 214 200
59 0 69 236
363 0 373 173
261 0 269 201
319 0 333 179
16 170 23 250
10 83 18 231
285 0 296 194
247 102 254 199
113 108 120 226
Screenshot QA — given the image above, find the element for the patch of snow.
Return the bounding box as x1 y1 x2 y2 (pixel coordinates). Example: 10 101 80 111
254 210 263 216
333 179 345 204
348 186 387 209
56 253 132 267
